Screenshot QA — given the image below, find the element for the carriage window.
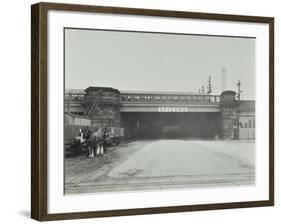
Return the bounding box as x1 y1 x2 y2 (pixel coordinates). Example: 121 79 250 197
245 123 247 128
253 119 255 128
249 119 252 128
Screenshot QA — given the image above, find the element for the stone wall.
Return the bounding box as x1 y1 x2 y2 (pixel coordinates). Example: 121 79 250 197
220 91 239 140
221 106 239 139
90 105 121 128
82 87 122 129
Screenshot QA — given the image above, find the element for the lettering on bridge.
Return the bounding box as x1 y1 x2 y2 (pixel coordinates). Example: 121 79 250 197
158 107 189 112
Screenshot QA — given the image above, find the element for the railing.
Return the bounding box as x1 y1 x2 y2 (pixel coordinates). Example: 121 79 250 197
64 91 221 104
65 92 85 101
120 93 220 104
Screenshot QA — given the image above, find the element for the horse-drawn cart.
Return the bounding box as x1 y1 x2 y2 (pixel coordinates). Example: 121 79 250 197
104 127 125 146
65 127 124 156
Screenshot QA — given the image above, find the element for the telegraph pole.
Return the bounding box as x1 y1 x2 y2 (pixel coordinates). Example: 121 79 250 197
201 85 205 94
207 76 212 94
237 80 242 101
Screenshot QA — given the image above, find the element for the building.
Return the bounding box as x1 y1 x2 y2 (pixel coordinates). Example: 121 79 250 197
65 87 255 140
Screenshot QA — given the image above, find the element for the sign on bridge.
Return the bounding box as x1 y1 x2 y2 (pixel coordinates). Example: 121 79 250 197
158 107 189 112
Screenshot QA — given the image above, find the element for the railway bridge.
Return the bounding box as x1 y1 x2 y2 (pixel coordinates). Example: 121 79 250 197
65 87 255 140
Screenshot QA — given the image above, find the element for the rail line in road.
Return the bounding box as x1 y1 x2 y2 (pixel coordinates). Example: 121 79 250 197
64 141 152 193
66 172 255 194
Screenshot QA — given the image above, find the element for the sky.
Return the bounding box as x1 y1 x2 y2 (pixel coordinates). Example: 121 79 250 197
65 28 255 100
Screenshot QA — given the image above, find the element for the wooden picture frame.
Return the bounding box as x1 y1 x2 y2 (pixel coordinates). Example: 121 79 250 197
31 2 274 221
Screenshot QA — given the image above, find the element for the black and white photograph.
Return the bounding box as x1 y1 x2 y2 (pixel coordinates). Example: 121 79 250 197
64 28 256 195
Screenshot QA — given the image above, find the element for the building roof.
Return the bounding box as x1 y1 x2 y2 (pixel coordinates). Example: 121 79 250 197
220 90 236 96
84 86 120 94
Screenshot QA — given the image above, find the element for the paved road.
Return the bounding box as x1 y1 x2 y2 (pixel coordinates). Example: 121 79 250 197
65 140 255 194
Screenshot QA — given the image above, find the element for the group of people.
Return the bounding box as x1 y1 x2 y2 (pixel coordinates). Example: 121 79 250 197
78 128 109 158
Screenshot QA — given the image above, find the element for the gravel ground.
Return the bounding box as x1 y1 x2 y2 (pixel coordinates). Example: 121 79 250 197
64 141 152 190
65 140 255 194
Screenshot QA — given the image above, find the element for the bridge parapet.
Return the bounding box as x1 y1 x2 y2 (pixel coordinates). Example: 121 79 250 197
64 90 221 105
120 93 220 105
65 90 85 101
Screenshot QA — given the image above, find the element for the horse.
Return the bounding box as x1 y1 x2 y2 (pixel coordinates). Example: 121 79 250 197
78 128 108 158
84 129 105 158
70 129 91 155
77 129 95 158
93 129 105 157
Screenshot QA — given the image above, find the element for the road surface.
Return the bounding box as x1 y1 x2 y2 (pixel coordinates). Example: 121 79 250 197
65 140 255 194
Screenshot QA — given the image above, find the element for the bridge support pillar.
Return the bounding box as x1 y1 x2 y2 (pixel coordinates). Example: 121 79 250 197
83 87 122 129
220 91 239 140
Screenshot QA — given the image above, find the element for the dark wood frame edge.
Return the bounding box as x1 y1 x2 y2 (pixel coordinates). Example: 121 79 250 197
31 3 48 221
31 2 274 221
269 17 274 204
